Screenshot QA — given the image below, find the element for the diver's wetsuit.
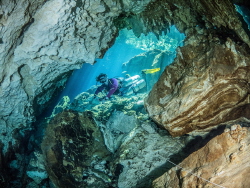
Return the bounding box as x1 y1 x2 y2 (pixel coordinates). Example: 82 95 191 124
94 78 119 98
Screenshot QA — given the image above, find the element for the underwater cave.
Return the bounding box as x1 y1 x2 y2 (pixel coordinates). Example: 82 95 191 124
53 26 185 103
1 0 250 188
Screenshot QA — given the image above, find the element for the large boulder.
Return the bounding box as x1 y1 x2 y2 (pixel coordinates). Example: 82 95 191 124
145 30 250 136
113 122 188 188
152 124 250 188
41 110 112 188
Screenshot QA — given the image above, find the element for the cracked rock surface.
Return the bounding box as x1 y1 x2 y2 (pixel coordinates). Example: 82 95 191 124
152 124 250 188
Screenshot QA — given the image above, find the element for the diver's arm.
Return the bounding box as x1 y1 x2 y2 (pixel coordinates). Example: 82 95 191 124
94 85 105 97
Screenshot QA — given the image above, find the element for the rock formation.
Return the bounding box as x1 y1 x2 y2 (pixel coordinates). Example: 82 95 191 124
113 122 187 188
42 110 112 188
1 0 249 151
152 124 250 188
40 94 192 188
145 31 250 136
144 1 250 136
1 0 250 187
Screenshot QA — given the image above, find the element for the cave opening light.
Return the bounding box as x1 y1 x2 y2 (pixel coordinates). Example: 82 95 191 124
44 25 185 118
60 25 185 101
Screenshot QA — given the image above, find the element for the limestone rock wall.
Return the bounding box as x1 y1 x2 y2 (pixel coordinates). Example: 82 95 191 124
152 124 250 188
0 0 152 152
145 28 250 136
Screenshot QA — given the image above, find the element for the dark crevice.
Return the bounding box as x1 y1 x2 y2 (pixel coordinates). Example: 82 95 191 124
34 70 73 119
210 26 250 48
18 15 34 46
71 0 83 14
233 0 250 9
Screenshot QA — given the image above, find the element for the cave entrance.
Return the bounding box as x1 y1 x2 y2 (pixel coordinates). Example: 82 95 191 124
60 26 185 101
47 26 185 117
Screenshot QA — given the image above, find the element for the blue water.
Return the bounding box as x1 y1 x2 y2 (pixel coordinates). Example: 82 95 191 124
43 26 185 117
236 5 250 29
62 41 145 101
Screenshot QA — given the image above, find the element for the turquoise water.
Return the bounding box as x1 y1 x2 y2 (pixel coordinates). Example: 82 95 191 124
61 38 145 101
236 5 250 30
60 26 185 102
42 26 185 117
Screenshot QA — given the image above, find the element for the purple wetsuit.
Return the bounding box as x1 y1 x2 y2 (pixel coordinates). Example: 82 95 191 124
94 78 119 98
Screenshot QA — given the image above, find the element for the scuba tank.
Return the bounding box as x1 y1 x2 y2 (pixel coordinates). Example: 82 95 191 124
125 79 146 96
123 75 141 87
132 79 146 92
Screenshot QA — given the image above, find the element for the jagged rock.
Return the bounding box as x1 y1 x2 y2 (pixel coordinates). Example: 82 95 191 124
112 122 189 188
152 124 250 188
41 110 112 188
122 0 250 47
145 31 250 136
97 111 138 153
119 27 185 52
26 151 48 185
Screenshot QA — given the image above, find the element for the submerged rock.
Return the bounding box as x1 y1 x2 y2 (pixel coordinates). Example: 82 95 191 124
68 93 149 122
41 110 112 188
41 92 195 188
152 124 250 188
97 111 138 153
113 122 188 188
145 33 250 136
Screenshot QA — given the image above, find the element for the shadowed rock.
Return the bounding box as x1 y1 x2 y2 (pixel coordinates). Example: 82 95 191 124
152 124 250 188
41 110 112 188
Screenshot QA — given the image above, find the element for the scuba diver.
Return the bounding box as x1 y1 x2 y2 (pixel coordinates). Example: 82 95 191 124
94 73 120 101
93 73 146 101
